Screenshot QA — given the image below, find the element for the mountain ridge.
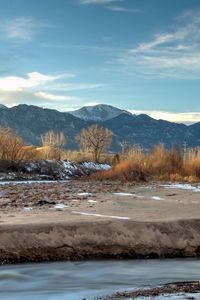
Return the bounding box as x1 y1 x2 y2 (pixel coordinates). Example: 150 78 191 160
0 103 199 151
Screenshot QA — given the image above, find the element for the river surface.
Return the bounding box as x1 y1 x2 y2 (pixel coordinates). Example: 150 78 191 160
0 259 200 300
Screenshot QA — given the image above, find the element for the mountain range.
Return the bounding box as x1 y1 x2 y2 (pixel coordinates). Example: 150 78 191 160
0 104 199 152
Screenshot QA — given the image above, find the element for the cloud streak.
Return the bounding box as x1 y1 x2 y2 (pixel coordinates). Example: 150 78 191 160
108 5 142 13
129 109 200 125
120 11 200 79
1 17 51 41
34 92 77 101
79 0 140 13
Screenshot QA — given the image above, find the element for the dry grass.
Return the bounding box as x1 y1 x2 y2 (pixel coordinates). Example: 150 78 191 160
61 150 114 164
92 160 147 182
92 145 200 183
22 144 200 183
1 126 199 184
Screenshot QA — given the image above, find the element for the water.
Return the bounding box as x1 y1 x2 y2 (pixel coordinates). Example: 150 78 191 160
0 259 200 300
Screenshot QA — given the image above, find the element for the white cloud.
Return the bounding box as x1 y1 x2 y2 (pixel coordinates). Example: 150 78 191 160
108 5 142 13
0 71 104 94
120 11 200 79
1 17 51 41
129 109 200 124
0 89 87 111
0 71 106 111
35 92 77 101
0 72 60 92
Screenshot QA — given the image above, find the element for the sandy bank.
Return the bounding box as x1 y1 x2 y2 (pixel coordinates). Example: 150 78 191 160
1 218 200 264
1 181 200 263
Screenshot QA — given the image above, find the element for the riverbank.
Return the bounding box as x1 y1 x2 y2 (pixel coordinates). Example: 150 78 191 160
1 218 200 264
1 180 200 263
104 281 200 299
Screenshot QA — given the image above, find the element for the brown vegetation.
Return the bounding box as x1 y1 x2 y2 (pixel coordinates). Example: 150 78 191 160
0 128 25 160
61 150 113 164
1 127 200 183
41 131 66 160
76 124 112 162
92 145 200 182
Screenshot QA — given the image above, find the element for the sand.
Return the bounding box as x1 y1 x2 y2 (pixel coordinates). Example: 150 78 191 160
0 180 200 263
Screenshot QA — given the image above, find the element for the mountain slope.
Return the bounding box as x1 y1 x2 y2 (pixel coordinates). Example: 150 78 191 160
0 104 90 149
102 113 194 151
0 104 199 151
68 104 131 122
0 104 7 109
188 122 200 144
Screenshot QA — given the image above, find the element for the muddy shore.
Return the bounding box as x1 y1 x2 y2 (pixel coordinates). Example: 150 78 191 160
1 180 200 264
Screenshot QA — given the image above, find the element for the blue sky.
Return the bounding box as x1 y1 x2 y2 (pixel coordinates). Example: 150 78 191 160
0 0 200 123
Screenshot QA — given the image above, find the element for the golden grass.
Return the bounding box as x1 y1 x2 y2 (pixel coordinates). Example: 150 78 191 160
8 138 200 183
61 150 114 164
92 145 200 182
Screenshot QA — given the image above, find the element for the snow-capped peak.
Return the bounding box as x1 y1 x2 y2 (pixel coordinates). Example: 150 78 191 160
68 104 131 122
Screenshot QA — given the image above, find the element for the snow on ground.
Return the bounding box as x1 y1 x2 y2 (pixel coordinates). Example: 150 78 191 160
151 196 165 201
162 183 200 192
61 160 78 176
78 192 92 196
0 160 111 182
0 180 68 186
23 207 33 211
82 162 111 170
113 192 144 198
72 211 130 220
113 192 134 196
87 200 97 203
54 204 68 209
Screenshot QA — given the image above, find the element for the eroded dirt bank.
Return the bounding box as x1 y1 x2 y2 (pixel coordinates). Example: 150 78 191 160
1 218 200 264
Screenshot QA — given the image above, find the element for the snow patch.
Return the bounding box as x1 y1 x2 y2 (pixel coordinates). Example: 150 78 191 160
23 207 33 211
0 180 68 186
54 204 68 210
78 192 92 196
82 162 110 170
59 160 79 177
0 160 111 183
151 196 165 201
87 200 97 203
162 183 200 192
113 192 144 198
72 211 130 220
113 192 134 196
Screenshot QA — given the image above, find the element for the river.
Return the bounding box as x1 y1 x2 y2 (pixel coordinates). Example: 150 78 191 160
0 259 200 300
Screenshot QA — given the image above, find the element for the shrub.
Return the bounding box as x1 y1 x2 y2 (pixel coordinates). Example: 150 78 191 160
91 145 200 182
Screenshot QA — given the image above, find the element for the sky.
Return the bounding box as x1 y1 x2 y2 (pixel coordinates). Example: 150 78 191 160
0 0 200 123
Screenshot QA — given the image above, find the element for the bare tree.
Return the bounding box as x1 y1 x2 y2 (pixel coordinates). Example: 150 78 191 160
77 125 112 162
41 131 66 160
0 128 25 160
